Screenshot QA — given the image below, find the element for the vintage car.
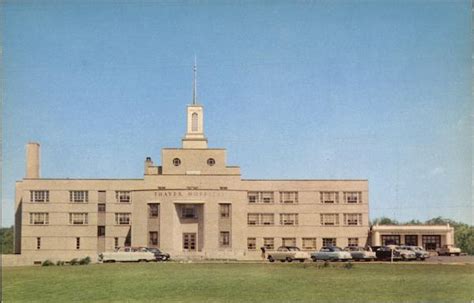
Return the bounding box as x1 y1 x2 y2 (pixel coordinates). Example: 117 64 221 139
400 246 430 260
145 247 171 261
267 246 309 262
375 246 416 261
311 246 352 262
343 246 376 261
437 245 461 256
98 247 156 263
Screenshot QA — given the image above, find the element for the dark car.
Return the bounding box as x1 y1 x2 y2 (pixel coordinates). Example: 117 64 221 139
145 247 170 261
374 246 402 261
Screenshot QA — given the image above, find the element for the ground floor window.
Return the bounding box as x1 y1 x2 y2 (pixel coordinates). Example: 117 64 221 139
422 235 441 250
322 238 337 247
263 238 274 250
183 233 196 251
36 237 41 250
381 235 400 245
149 232 159 246
114 237 119 249
348 238 359 247
302 238 317 250
219 231 230 247
97 226 105 237
282 238 296 247
405 235 418 246
76 237 80 250
247 238 256 250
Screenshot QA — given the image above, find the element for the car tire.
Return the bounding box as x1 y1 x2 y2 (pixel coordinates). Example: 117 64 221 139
286 257 293 263
268 256 275 263
311 257 317 262
161 256 168 261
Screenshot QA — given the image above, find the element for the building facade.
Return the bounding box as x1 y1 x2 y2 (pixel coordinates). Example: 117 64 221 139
14 95 372 262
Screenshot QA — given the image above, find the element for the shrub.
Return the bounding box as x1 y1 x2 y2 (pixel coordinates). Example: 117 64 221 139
79 256 91 265
41 260 55 266
56 260 65 266
343 262 354 270
69 258 79 265
323 261 330 268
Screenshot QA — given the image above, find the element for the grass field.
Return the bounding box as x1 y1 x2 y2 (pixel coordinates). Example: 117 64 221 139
3 262 474 302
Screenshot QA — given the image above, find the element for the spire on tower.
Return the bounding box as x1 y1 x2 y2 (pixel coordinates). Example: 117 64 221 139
192 56 197 104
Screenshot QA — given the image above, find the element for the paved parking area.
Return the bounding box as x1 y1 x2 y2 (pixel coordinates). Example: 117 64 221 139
424 255 474 264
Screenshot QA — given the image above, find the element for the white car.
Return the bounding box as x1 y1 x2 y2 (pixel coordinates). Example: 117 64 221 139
99 247 156 263
437 245 461 256
311 246 352 262
344 246 376 261
267 246 309 263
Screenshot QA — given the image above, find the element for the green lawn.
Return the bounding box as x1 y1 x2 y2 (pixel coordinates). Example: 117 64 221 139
3 263 474 302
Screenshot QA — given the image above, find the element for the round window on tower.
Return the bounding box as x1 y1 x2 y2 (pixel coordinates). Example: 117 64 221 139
207 158 216 166
173 158 181 166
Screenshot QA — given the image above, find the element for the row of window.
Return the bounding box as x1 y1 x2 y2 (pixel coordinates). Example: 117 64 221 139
30 190 132 203
29 212 132 225
248 191 363 204
35 237 82 250
35 236 127 250
29 190 363 204
247 237 359 250
247 213 363 226
172 157 216 167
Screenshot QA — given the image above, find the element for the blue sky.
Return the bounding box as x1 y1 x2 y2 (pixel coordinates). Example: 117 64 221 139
2 1 472 226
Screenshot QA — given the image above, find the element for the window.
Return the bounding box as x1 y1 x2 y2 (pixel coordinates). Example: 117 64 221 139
247 213 274 226
344 192 362 204
263 238 274 250
261 214 274 225
70 191 88 203
320 214 339 226
247 238 256 250
280 192 298 204
282 238 296 247
302 238 317 250
148 203 159 218
36 237 41 250
29 213 49 225
191 112 198 132
114 237 119 249
69 213 88 225
98 226 105 237
322 238 337 247
98 190 106 203
149 232 159 246
219 204 230 218
173 158 181 166
422 235 441 251
207 158 215 166
343 213 362 226
279 213 298 225
220 231 230 247
183 233 196 250
181 205 196 219
247 191 274 204
115 213 131 225
30 190 49 203
116 191 131 203
348 238 359 247
98 203 106 213
381 235 400 245
76 237 81 250
320 192 339 204
405 235 418 246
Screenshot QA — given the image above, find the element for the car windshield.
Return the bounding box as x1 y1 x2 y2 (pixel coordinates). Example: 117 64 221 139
331 247 342 251
288 247 300 251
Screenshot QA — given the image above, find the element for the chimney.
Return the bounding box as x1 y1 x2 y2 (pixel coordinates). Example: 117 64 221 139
144 157 153 175
26 142 40 178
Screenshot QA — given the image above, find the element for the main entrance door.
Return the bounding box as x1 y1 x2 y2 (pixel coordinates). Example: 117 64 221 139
183 233 196 251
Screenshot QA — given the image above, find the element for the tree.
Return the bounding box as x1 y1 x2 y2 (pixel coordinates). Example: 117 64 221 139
372 217 399 225
1 226 14 254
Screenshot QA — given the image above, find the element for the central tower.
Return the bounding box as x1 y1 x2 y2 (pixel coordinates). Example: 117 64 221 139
182 59 208 149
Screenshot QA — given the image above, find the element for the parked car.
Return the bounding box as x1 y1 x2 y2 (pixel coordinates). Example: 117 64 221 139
375 246 416 261
99 247 156 263
400 246 430 260
145 247 171 261
344 246 376 261
267 246 309 263
311 246 352 262
437 245 461 256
